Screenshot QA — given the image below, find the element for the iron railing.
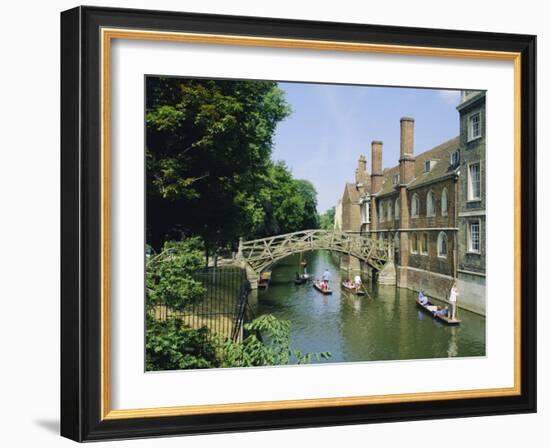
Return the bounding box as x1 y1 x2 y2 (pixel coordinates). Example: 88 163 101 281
153 267 250 342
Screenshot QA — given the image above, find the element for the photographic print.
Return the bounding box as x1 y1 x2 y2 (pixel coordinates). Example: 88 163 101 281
144 77 486 371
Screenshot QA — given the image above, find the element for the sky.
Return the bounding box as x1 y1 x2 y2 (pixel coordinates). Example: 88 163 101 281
272 82 461 213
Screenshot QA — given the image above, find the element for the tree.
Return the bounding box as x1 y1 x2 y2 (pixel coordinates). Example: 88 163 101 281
146 77 291 252
250 162 320 237
218 314 331 367
319 206 336 230
145 238 219 371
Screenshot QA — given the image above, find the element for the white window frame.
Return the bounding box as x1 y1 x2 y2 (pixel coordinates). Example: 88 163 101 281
411 193 419 218
450 150 460 166
387 201 393 221
379 201 385 223
468 111 482 141
420 233 429 255
467 161 482 201
437 231 448 259
426 190 436 217
361 200 371 225
467 219 481 254
393 174 400 185
441 188 448 217
410 233 418 254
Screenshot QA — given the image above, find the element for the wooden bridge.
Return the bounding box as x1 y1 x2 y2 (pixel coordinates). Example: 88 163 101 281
232 229 394 287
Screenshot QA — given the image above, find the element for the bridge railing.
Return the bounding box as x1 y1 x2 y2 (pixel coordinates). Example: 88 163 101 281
236 229 391 272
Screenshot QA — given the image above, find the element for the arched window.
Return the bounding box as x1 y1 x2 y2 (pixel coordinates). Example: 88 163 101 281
421 233 428 254
387 201 393 221
441 188 448 216
395 198 400 220
437 232 448 258
411 233 418 253
427 190 436 217
411 193 419 218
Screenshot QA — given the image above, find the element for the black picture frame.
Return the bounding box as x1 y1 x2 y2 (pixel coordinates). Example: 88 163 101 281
61 5 536 442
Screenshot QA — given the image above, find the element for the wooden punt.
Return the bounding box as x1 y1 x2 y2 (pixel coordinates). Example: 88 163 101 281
416 299 461 325
313 281 332 295
341 282 366 295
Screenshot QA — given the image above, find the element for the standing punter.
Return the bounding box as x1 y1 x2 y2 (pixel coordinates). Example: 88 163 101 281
449 282 459 320
322 269 331 288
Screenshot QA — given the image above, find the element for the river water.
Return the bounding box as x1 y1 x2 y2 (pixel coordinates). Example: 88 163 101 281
252 250 486 364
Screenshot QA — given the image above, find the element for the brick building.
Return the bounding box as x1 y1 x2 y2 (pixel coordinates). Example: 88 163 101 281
338 91 486 315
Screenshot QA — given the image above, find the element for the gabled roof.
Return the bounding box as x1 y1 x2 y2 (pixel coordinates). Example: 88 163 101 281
376 136 460 197
343 182 360 203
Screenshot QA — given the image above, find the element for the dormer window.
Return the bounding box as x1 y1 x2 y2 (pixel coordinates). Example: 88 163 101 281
424 160 432 173
393 174 400 185
450 150 460 167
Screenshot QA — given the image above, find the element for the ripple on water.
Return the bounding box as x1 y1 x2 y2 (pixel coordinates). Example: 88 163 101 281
255 251 486 365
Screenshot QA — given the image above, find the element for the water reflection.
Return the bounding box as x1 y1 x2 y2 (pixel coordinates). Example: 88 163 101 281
254 251 486 364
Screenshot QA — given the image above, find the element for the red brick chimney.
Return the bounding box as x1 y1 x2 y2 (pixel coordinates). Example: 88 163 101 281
399 117 415 184
370 140 383 194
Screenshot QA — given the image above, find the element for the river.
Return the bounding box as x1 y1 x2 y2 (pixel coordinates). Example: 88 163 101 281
252 250 486 364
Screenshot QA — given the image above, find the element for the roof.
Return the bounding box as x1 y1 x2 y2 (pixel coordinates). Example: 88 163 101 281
376 136 460 197
343 182 360 203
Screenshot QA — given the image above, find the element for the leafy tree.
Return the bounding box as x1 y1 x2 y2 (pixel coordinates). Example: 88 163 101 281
145 237 219 371
218 314 331 367
319 206 336 230
145 316 218 371
295 179 320 230
250 162 320 237
146 77 291 252
146 238 206 311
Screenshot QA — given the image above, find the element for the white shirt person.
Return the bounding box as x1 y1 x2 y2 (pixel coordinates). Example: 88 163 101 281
448 283 459 320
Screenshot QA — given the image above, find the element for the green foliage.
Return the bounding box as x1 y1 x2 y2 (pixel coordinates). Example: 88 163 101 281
146 238 206 312
218 314 331 367
319 206 336 230
145 315 218 371
250 162 320 237
145 238 219 371
146 77 291 250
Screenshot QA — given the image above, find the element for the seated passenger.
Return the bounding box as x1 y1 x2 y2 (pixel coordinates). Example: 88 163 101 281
418 290 429 305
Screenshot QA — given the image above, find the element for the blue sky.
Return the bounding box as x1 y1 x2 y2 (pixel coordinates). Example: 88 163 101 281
272 82 461 213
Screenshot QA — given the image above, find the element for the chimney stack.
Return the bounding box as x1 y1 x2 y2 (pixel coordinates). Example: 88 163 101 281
371 140 384 193
355 155 368 186
399 117 416 184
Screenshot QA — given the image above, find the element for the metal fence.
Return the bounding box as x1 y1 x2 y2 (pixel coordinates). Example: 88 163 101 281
152 267 250 341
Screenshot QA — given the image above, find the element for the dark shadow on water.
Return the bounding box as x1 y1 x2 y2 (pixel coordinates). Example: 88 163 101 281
33 419 59 435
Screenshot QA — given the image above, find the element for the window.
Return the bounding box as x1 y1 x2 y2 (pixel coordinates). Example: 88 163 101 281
424 160 431 173
411 233 418 254
441 188 448 216
469 112 481 140
395 198 400 220
411 193 419 218
393 174 400 185
421 233 428 255
426 191 436 217
468 162 481 200
379 201 385 222
450 150 460 167
361 201 371 224
437 232 448 258
468 220 481 253
387 201 393 221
